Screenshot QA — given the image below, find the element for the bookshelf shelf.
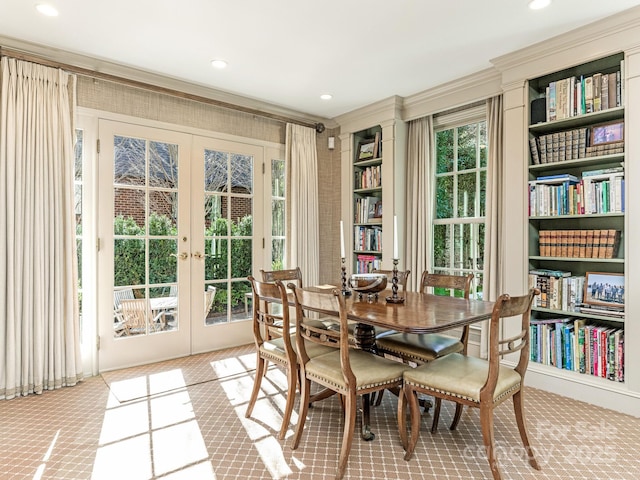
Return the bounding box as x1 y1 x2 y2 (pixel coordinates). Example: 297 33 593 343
526 52 626 386
529 256 624 263
529 106 624 134
532 306 624 323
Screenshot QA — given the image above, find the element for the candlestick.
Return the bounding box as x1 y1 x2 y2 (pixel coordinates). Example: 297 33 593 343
393 215 398 260
341 258 351 296
340 220 345 259
386 259 405 303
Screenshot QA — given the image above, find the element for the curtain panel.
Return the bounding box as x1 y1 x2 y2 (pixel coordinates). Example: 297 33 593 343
481 95 505 358
404 116 434 292
285 123 320 287
0 57 83 399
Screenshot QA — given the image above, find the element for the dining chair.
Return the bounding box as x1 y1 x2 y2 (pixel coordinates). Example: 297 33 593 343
398 288 541 480
113 287 135 330
288 284 410 480
119 298 162 335
259 267 304 339
204 285 216 318
245 276 333 440
374 271 473 428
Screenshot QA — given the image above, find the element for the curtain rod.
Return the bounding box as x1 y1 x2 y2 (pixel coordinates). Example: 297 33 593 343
0 47 326 133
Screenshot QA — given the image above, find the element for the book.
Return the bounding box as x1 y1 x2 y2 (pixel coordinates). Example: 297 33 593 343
534 173 579 184
529 137 540 165
529 268 571 278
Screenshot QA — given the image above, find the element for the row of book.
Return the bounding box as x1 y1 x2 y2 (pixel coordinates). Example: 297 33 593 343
354 195 382 224
542 69 622 123
354 225 382 252
354 164 382 190
355 254 381 274
538 229 621 259
529 271 584 311
530 318 624 382
528 169 624 216
529 127 624 165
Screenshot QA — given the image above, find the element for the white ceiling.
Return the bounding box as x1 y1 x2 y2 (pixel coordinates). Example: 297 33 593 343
2 1 640 120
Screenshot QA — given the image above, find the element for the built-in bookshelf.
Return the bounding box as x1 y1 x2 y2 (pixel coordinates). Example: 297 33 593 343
527 53 626 385
352 126 383 273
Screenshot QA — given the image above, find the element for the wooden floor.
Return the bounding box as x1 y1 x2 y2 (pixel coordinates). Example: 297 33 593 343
1 344 639 479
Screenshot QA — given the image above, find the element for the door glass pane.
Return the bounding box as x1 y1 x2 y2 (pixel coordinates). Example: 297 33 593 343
114 189 145 231
231 197 252 236
231 239 252 279
149 141 178 188
208 283 228 324
204 150 228 192
114 136 146 186
206 239 228 280
149 239 177 284
231 153 253 194
231 280 252 322
114 238 145 286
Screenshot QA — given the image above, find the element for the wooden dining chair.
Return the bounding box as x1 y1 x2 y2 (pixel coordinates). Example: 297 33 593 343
245 276 333 440
259 267 304 339
288 284 410 480
374 271 473 428
398 288 541 480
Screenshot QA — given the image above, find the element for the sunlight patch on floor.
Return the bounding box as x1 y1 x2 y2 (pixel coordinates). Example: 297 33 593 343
94 370 215 479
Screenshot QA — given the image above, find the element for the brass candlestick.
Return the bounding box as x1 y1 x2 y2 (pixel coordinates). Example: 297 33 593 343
341 258 351 296
386 259 405 303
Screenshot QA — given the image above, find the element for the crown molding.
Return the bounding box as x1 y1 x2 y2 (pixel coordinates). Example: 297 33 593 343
491 6 640 82
402 67 501 121
334 96 404 133
0 35 337 130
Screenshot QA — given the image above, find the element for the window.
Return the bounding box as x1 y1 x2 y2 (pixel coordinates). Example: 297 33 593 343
270 158 286 270
433 108 486 299
74 129 84 335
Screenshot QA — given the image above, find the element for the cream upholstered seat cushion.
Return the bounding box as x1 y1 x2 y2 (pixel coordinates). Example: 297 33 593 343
376 332 463 362
260 334 334 362
403 353 522 404
304 349 409 392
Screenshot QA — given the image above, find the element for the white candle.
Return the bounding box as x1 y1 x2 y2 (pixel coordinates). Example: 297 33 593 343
393 215 399 260
340 221 345 259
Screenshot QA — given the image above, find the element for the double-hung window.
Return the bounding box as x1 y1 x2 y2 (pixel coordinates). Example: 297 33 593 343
433 106 487 299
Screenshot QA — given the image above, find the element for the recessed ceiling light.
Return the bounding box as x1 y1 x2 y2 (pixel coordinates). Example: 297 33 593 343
35 3 59 16
210 59 228 69
320 94 333 100
528 0 551 10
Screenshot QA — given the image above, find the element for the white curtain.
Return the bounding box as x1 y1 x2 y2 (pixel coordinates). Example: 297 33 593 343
405 116 434 291
0 57 83 399
481 95 504 358
285 123 319 287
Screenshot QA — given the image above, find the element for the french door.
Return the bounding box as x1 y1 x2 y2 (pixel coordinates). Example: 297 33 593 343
97 120 264 371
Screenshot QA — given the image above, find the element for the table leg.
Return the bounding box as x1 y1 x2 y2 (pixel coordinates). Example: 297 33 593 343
353 323 377 441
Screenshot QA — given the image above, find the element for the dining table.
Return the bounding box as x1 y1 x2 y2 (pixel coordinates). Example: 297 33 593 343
310 285 496 440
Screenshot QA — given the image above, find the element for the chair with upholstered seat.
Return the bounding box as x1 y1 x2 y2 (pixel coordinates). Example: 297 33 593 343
245 276 333 440
288 284 410 480
398 288 540 480
374 271 473 427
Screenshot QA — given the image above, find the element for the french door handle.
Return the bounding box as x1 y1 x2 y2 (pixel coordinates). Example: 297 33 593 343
171 252 189 260
193 251 211 260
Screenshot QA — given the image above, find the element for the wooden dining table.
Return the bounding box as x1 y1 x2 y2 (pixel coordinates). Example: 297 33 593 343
311 285 496 440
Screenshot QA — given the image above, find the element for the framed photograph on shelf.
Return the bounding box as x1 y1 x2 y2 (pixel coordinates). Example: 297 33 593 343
590 121 624 146
357 140 375 161
584 271 624 308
